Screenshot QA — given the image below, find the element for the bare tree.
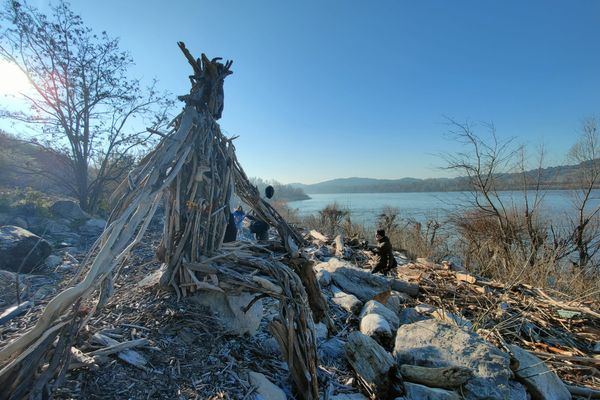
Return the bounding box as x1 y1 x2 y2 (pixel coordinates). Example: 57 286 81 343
443 118 549 275
565 118 600 268
0 0 172 212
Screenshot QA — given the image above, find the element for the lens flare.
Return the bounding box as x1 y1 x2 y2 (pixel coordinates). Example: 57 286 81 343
0 59 32 95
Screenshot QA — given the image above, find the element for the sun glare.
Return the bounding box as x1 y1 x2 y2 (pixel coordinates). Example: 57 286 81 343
0 59 32 95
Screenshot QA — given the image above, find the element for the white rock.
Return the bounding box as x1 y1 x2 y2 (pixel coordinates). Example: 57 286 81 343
360 313 392 345
248 371 286 400
414 304 436 314
359 300 400 331
50 200 89 220
322 258 391 301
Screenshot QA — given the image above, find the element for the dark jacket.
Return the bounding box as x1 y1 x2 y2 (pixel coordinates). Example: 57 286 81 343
246 213 269 240
223 213 237 243
372 235 397 274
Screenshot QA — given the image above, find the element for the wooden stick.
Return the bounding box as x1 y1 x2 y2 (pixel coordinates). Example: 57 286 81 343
399 364 473 389
87 338 149 357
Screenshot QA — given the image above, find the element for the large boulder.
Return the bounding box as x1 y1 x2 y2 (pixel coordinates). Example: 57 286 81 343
508 345 570 400
393 319 528 400
0 225 52 273
50 200 89 220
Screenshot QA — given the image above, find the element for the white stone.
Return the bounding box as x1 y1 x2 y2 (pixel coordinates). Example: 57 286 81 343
331 285 363 314
414 304 436 314
359 300 400 331
360 313 392 345
248 371 286 400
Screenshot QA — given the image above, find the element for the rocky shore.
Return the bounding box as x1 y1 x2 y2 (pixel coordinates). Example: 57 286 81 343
0 204 599 399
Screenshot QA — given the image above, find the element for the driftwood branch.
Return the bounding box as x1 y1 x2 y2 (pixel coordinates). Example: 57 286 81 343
399 364 473 389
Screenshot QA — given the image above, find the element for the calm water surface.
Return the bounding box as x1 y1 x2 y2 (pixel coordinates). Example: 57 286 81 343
287 190 600 227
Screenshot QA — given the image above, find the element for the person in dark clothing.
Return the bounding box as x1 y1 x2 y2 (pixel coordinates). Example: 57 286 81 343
223 212 237 243
246 213 269 240
371 229 397 275
243 185 275 241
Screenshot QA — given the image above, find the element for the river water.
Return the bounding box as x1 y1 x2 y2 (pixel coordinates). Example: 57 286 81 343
287 190 600 228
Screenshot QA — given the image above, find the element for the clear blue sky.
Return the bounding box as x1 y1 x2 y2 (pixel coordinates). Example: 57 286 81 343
35 1 600 183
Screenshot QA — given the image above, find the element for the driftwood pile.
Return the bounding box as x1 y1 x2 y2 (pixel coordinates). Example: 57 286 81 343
406 260 600 396
305 230 600 399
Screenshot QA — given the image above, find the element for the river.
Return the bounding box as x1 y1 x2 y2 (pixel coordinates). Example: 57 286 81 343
287 190 600 228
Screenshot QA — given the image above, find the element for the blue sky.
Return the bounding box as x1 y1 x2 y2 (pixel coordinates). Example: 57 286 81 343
20 1 600 183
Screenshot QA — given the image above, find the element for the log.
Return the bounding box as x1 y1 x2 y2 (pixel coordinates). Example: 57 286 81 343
0 301 33 325
388 278 419 297
324 260 391 302
309 230 328 242
567 384 600 399
290 258 330 323
456 273 477 284
334 234 344 257
87 338 149 357
345 332 402 399
91 333 147 370
399 364 472 389
69 347 98 371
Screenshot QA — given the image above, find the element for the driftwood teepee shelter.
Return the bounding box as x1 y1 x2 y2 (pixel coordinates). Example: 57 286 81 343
0 43 326 400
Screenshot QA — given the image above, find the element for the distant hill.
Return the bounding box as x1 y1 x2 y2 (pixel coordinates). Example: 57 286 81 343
291 162 599 194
